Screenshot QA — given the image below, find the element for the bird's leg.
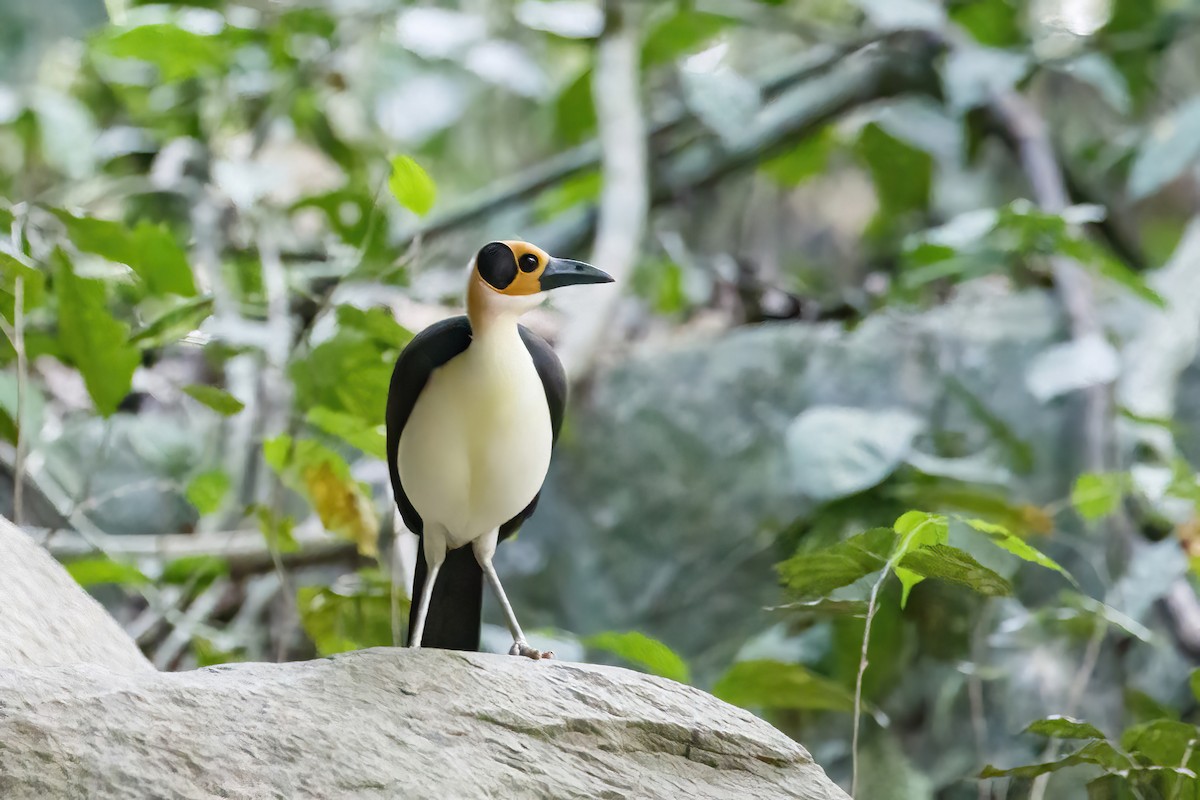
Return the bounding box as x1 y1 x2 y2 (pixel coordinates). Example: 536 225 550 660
472 530 552 660
409 531 447 648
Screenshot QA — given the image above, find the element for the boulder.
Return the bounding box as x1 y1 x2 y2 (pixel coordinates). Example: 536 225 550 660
0 648 848 799
0 515 846 799
0 517 151 673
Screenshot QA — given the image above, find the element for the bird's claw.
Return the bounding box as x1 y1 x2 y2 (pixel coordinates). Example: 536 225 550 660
509 641 553 660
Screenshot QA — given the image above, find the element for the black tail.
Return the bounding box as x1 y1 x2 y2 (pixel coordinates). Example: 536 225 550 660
407 541 483 651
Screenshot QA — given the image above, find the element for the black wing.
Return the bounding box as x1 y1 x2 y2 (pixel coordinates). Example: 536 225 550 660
385 315 473 537
499 325 567 540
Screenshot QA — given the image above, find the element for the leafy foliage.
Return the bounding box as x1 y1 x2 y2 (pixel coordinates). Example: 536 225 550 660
186 470 230 516
66 557 149 587
713 660 857 712
777 527 891 600
585 631 691 683
982 713 1200 797
5 0 1200 796
53 250 140 416
388 155 436 217
297 570 400 657
264 435 378 557
183 386 244 416
51 211 196 297
1072 472 1128 521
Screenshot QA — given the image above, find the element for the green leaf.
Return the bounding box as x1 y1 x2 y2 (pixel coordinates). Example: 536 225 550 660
1121 720 1200 768
297 569 399 656
128 222 197 296
962 517 1074 583
981 739 1131 779
1129 95 1200 200
0 252 47 318
53 212 195 296
1191 668 1200 703
388 155 436 217
186 469 230 515
761 127 836 187
1071 472 1127 521
892 511 949 606
642 10 733 67
630 258 687 316
950 0 1022 47
66 557 148 587
584 631 690 683
130 295 214 347
254 504 299 554
54 249 139 416
0 371 43 445
1085 774 1142 799
898 544 1013 596
191 636 244 668
768 598 869 618
554 68 596 144
777 527 893 600
307 407 387 461
534 170 603 221
856 122 933 217
291 330 393 421
183 385 245 416
946 378 1035 473
905 201 1162 305
1058 237 1165 307
1026 716 1107 740
712 659 856 712
1058 592 1153 642
160 554 229 586
97 23 231 83
786 406 923 502
334 305 412 350
1167 459 1200 506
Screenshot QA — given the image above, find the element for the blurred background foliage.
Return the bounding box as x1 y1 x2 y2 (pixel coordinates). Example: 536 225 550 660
4 0 1200 796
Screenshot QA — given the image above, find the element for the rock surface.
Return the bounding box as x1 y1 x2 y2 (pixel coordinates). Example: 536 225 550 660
0 517 152 673
0 648 849 800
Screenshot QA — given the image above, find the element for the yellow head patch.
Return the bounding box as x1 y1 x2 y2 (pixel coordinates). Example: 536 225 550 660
474 240 550 296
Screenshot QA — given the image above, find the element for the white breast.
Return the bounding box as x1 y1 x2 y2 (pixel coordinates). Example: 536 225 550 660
397 324 553 549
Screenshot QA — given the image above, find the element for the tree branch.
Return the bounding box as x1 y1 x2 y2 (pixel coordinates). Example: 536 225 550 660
989 92 1108 473
555 0 650 379
393 30 940 252
29 526 357 578
532 31 944 267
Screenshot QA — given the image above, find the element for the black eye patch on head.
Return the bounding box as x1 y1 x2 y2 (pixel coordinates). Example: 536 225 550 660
476 242 517 290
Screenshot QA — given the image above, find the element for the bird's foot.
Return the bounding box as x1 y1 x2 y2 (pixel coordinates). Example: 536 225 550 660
508 641 554 660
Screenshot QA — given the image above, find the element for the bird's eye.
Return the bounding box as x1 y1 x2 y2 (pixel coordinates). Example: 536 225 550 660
518 253 540 273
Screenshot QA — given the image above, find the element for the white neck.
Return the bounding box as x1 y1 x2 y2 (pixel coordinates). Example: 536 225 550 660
466 271 538 341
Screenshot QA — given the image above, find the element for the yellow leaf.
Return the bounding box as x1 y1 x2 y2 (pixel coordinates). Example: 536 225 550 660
302 461 378 557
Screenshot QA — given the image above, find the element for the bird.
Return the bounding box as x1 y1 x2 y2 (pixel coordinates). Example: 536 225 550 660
386 240 612 659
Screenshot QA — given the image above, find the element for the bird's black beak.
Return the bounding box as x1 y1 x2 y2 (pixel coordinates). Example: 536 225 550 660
539 257 614 291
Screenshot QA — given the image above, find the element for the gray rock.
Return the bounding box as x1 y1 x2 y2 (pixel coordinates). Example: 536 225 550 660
0 517 151 673
0 521 844 799
0 649 849 800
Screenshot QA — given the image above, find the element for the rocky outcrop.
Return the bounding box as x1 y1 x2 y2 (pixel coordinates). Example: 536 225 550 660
0 517 151 673
0 648 848 799
0 519 846 799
